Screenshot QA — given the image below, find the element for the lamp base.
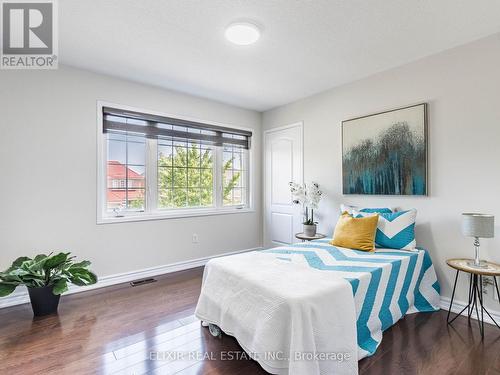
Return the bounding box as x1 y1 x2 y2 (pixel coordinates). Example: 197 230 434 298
466 260 489 269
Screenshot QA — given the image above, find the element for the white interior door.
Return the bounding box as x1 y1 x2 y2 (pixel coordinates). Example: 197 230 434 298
264 123 303 248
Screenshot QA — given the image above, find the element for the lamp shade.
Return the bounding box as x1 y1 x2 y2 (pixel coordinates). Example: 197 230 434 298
462 213 494 238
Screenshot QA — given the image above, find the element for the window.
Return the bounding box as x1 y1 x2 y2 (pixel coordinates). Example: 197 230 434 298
98 105 252 222
106 131 146 213
157 135 215 209
223 142 247 206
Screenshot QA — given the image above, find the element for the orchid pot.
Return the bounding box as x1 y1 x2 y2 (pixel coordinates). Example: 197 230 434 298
303 223 317 237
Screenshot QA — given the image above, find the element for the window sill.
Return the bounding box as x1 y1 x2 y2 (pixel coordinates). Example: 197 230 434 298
97 207 255 224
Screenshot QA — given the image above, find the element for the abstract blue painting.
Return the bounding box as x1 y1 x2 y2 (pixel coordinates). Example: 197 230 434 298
342 103 427 195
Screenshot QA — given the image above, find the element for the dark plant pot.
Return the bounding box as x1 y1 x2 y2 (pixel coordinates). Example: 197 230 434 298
27 285 60 317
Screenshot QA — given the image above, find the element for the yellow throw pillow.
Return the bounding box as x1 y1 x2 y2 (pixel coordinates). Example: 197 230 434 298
330 212 379 251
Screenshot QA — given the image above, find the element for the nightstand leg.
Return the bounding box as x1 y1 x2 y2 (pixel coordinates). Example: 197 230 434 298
470 276 477 323
447 270 459 323
472 275 483 337
495 276 500 303
478 275 485 337
467 273 473 318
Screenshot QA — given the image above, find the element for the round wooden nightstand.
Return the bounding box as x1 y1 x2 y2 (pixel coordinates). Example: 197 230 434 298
295 233 326 242
446 258 500 337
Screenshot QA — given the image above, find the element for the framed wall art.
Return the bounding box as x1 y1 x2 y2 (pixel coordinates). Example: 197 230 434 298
342 103 427 195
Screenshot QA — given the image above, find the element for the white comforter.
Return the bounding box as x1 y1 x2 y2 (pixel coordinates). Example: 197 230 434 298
195 251 358 375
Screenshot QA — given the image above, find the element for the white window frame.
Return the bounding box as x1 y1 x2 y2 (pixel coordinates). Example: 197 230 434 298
96 101 254 224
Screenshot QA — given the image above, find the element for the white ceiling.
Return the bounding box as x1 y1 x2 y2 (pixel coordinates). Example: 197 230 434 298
60 1 500 111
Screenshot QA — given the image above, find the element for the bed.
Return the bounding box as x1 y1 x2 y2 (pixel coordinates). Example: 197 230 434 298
195 239 440 375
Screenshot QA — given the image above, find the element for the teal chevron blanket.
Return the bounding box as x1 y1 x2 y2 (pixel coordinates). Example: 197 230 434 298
262 239 441 359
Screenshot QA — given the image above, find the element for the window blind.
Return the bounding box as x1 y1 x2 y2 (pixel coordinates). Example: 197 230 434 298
102 107 252 149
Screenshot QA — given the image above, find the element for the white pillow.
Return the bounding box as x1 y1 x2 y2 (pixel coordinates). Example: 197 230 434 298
353 209 417 251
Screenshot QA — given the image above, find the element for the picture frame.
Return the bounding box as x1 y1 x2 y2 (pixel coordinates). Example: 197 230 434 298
342 103 428 195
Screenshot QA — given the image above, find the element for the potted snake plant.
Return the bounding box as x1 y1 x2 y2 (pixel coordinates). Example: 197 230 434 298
0 252 97 316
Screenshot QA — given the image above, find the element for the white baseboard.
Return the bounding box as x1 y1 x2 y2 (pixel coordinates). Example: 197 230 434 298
0 246 262 309
440 297 500 327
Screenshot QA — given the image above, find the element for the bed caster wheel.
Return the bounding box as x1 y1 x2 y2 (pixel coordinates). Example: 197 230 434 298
208 323 222 338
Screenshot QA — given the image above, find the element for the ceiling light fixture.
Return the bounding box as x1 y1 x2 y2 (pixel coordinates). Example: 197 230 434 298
225 22 261 46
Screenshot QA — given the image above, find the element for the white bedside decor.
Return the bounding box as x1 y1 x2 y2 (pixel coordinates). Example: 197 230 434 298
289 182 324 237
462 213 495 269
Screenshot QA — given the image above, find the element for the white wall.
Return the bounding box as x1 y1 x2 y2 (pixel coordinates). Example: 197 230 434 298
0 66 262 277
262 34 500 308
1 34 499 310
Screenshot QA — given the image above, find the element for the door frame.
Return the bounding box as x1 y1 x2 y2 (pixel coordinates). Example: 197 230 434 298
263 122 304 248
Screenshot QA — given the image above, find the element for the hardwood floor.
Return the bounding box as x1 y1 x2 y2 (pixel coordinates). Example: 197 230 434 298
1 267 499 375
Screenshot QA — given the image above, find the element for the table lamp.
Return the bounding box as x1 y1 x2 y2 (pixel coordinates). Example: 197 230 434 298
462 213 495 268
